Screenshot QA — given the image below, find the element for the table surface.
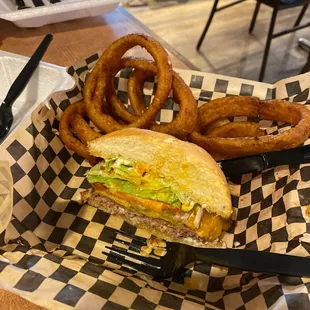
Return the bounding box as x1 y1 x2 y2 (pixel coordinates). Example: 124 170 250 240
0 6 198 71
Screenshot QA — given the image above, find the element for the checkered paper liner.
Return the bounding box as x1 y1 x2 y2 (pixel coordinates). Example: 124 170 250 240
0 52 310 310
15 0 62 9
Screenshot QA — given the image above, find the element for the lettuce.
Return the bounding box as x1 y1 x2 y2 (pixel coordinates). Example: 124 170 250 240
87 174 180 206
105 158 116 172
86 157 194 211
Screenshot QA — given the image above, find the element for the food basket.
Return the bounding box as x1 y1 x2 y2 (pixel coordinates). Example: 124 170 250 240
0 51 309 309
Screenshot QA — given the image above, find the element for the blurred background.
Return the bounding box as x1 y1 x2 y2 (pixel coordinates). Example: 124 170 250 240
124 0 310 83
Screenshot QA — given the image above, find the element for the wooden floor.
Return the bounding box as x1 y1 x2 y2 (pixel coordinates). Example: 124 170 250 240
127 0 310 83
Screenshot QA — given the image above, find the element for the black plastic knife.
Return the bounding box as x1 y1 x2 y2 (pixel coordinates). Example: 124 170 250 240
0 34 53 144
219 145 310 177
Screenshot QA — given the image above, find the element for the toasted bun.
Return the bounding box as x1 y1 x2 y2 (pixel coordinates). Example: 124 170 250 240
88 129 232 219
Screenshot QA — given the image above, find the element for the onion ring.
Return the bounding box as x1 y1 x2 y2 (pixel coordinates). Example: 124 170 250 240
204 121 265 160
88 56 196 138
205 121 265 138
102 58 156 123
202 118 230 135
197 96 261 131
59 101 98 165
127 69 149 116
105 66 137 123
83 34 173 133
189 97 310 159
126 66 197 138
71 115 101 143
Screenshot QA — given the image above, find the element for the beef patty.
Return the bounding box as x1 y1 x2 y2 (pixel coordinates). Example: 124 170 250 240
81 189 207 243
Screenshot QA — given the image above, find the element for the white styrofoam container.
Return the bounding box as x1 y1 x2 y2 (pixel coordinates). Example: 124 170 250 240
0 0 120 28
0 50 74 143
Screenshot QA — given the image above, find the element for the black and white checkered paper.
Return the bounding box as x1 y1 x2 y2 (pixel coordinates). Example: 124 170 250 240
0 52 310 310
15 0 62 9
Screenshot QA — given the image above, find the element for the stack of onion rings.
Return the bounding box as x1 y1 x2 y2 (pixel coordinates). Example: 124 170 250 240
59 34 310 165
59 34 197 163
83 34 173 133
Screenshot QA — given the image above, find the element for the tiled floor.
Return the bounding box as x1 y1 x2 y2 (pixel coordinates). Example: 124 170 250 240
127 0 310 83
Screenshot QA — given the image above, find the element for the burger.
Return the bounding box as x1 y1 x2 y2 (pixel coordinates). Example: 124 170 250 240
81 129 232 245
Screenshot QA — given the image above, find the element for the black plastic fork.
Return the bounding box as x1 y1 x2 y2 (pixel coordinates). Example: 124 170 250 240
103 229 310 278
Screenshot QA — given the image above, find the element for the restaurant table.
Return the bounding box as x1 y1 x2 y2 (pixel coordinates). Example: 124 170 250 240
0 5 199 309
0 5 198 71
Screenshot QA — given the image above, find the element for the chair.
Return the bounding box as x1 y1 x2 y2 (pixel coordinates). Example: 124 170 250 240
298 37 310 73
196 0 310 81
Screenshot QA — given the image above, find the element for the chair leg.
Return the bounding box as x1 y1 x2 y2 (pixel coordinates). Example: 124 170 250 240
196 0 219 50
300 52 310 74
259 7 278 82
294 4 309 27
249 2 261 34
